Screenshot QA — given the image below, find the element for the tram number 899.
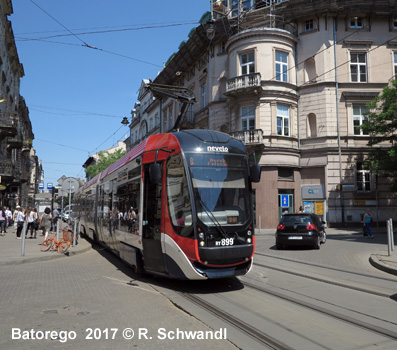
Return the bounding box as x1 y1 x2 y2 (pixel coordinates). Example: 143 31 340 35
215 238 234 246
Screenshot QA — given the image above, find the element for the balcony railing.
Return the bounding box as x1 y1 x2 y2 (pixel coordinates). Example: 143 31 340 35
0 113 17 137
230 129 263 145
0 160 13 177
226 73 262 94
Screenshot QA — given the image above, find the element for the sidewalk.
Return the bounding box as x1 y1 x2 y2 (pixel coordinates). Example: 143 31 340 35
0 226 91 266
0 225 395 277
256 226 397 277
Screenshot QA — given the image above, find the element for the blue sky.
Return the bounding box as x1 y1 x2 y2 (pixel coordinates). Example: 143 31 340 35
11 0 210 187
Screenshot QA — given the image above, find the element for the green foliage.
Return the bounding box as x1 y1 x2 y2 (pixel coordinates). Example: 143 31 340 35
362 79 397 191
85 149 126 178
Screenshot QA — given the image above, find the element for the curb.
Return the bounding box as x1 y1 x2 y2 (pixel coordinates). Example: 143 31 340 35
0 242 92 266
369 254 397 277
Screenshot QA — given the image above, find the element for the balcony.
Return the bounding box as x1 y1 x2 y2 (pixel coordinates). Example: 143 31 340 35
0 113 17 138
225 73 262 97
0 160 13 177
230 129 264 145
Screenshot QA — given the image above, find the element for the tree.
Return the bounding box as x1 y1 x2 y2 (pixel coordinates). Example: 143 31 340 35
362 79 397 191
85 149 126 178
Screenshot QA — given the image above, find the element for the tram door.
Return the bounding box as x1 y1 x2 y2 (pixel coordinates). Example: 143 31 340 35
142 164 166 273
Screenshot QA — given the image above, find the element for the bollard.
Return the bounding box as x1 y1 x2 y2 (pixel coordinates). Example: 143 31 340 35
21 222 27 256
56 220 60 241
73 220 77 247
391 219 394 252
387 219 392 257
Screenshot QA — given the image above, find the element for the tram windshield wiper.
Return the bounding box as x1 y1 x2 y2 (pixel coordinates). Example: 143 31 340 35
198 200 228 238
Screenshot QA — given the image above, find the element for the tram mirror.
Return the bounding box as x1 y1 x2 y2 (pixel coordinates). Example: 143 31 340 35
149 163 162 184
250 164 261 183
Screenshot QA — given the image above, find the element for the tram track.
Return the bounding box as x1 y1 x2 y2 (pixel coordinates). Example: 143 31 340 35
255 252 397 282
180 292 294 350
159 276 397 350
253 253 396 298
237 278 397 342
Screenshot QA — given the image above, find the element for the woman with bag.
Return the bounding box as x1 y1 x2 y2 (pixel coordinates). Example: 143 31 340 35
16 207 26 239
27 208 38 239
40 207 53 242
0 206 6 236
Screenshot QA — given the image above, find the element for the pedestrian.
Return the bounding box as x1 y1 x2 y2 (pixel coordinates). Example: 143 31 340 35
40 207 53 242
13 206 20 231
52 207 60 231
27 208 38 239
5 206 12 231
363 209 374 238
0 206 6 236
16 207 26 239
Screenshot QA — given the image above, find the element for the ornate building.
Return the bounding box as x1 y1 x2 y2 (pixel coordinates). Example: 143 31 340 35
130 0 397 228
0 0 40 209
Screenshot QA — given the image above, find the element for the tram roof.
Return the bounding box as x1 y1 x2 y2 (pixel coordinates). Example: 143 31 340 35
76 130 246 194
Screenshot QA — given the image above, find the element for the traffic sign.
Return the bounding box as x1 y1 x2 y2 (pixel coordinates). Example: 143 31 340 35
38 182 44 190
47 183 53 190
61 177 80 194
281 195 289 208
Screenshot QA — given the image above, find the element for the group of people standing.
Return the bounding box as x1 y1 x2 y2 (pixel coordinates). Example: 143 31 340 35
0 205 59 241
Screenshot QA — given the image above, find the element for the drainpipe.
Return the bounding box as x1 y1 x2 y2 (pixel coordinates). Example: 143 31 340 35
334 18 345 226
295 42 301 210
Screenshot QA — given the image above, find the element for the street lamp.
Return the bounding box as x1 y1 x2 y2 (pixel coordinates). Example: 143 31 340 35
121 116 129 126
205 19 216 40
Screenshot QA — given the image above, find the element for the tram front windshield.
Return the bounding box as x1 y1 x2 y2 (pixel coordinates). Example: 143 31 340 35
187 153 251 228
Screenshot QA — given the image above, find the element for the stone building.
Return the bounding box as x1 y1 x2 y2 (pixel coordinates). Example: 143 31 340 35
130 0 397 228
0 1 40 209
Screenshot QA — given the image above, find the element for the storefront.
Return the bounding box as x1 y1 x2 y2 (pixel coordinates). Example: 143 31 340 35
301 185 326 225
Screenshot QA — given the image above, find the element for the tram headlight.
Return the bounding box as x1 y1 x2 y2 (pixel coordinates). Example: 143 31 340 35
246 237 252 244
198 232 204 240
247 230 252 236
199 241 205 247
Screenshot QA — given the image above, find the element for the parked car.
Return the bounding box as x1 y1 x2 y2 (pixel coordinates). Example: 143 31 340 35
62 210 72 222
275 213 326 250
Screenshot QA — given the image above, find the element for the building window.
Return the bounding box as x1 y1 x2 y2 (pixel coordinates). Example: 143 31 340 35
305 19 314 32
169 106 173 129
393 18 397 29
353 105 368 136
241 106 255 130
278 168 294 181
201 84 206 108
154 112 159 126
349 17 363 29
277 104 290 136
356 162 371 192
240 52 255 75
394 52 397 78
350 52 367 82
307 113 317 138
230 0 253 17
149 117 153 131
275 51 288 82
163 108 168 131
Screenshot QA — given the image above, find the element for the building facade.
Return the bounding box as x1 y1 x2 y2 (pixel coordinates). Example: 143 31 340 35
0 0 40 209
129 0 397 228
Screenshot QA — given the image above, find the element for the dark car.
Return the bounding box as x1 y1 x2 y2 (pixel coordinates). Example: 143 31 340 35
275 213 326 250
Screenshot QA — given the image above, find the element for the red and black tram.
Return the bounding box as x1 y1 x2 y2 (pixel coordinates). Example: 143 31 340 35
75 129 260 280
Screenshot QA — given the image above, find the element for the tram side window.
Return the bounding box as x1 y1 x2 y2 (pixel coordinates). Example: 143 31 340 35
113 182 140 234
166 154 193 238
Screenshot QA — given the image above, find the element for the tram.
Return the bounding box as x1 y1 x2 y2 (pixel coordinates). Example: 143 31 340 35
74 129 261 280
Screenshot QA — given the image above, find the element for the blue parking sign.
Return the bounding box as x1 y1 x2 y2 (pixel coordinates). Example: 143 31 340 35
281 195 289 207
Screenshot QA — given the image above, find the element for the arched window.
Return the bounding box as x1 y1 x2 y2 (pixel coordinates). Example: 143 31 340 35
307 113 317 138
304 58 316 83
